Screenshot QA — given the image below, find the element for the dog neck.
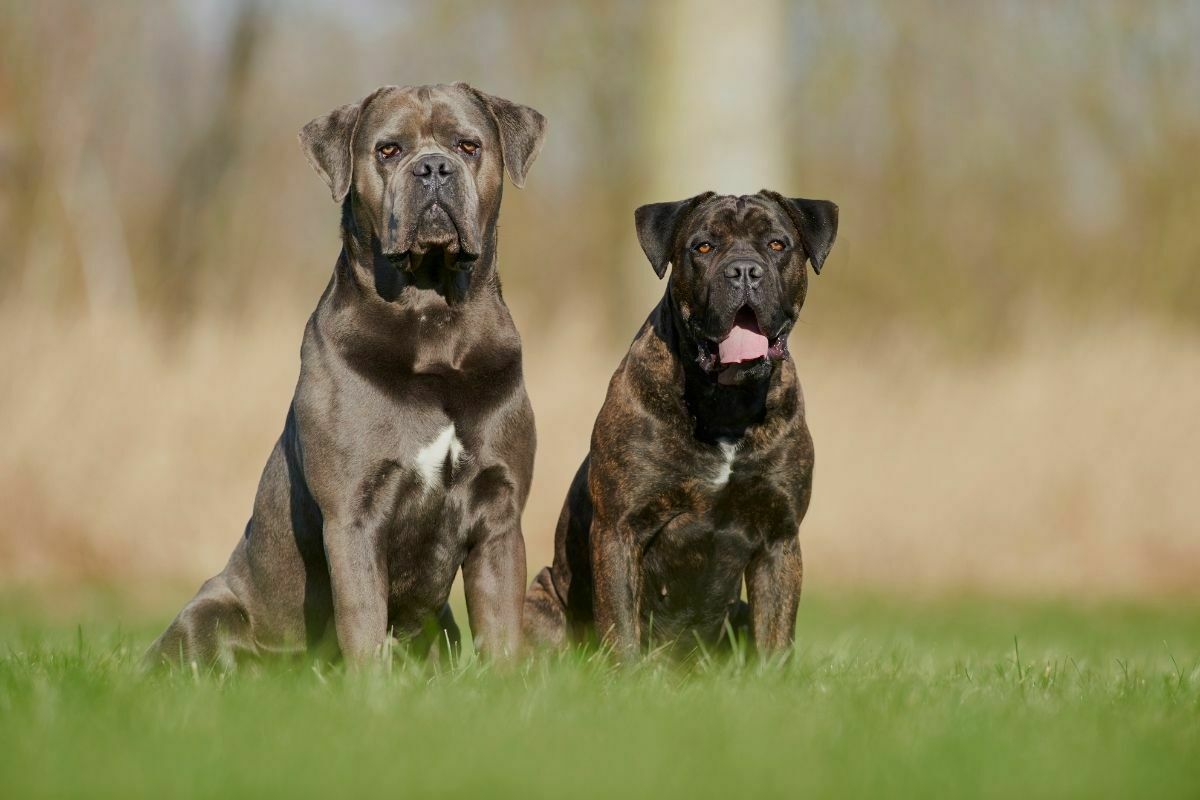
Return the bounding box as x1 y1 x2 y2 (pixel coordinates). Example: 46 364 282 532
308 200 520 378
653 291 778 443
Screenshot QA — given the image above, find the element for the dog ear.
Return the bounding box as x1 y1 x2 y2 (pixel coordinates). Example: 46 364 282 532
761 191 839 274
298 102 360 203
459 83 547 189
634 192 716 279
298 88 389 203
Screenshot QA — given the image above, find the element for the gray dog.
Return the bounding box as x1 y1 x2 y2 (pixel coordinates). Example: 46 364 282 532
145 83 546 668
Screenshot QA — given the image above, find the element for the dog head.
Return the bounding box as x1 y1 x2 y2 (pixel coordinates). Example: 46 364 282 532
636 191 838 384
299 83 545 277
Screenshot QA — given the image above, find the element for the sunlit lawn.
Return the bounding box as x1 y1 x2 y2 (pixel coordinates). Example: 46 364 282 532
1 594 1197 798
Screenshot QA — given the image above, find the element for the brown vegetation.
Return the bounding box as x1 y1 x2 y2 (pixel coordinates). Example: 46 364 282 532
1 307 1196 600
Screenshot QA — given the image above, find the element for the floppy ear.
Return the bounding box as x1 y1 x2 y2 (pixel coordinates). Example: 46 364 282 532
459 83 547 188
634 192 716 279
761 191 839 274
298 88 390 203
298 102 360 203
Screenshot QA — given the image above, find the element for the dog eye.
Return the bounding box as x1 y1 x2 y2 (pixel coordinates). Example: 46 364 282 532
694 242 713 254
376 143 401 160
768 240 786 252
457 140 480 156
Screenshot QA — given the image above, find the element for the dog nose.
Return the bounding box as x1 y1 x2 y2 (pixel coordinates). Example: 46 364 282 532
412 154 455 181
723 260 764 288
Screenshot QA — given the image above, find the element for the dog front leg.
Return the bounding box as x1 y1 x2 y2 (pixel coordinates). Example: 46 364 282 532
324 519 389 665
745 534 803 655
591 517 643 661
462 525 526 661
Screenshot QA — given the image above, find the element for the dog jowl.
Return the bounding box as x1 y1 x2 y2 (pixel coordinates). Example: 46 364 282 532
145 84 546 669
524 191 838 659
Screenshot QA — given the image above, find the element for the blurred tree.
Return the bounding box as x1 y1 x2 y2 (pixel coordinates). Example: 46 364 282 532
151 1 265 325
0 0 1198 341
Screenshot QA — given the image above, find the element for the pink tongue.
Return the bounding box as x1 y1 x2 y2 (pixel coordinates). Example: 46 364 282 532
718 324 770 364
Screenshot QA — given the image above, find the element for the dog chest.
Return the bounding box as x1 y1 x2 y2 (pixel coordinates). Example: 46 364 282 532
413 423 467 490
710 439 740 487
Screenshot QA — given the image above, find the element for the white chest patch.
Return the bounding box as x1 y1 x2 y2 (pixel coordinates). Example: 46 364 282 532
712 440 739 487
414 423 465 490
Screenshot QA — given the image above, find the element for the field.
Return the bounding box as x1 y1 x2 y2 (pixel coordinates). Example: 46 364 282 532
3 3 1200 796
1 593 1197 798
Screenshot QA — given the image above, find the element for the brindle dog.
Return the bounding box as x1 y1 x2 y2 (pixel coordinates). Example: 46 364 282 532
145 83 546 668
524 191 838 658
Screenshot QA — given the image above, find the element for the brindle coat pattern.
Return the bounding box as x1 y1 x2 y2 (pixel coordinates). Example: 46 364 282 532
525 191 838 658
145 83 546 667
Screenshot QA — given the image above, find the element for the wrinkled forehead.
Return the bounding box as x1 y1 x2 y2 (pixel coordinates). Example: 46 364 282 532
355 85 492 144
692 195 787 236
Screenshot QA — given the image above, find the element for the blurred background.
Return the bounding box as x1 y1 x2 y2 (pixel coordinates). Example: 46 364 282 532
1 0 1197 613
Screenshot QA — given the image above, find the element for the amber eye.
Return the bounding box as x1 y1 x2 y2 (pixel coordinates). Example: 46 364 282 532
768 239 786 252
376 143 401 160
694 242 713 254
457 140 480 156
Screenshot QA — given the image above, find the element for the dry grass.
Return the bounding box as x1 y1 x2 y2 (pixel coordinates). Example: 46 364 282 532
2 304 1196 603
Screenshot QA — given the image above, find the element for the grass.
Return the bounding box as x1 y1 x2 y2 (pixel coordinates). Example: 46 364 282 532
0 594 1197 798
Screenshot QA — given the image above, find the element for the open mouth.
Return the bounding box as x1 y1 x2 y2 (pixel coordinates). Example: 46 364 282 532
386 245 461 287
718 306 770 365
697 306 789 376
